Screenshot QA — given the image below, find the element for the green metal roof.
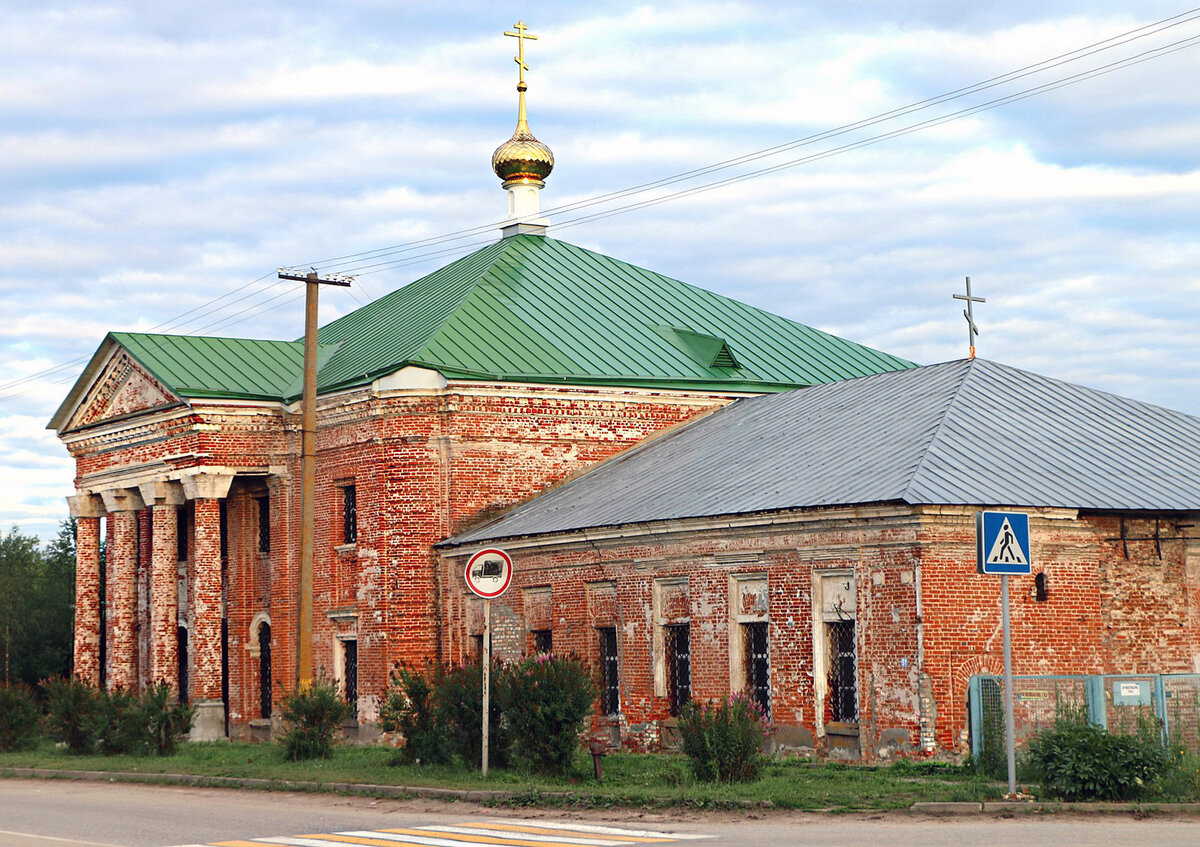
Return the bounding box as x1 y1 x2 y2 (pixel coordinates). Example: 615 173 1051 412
54 234 917 431
312 234 915 395
110 332 338 400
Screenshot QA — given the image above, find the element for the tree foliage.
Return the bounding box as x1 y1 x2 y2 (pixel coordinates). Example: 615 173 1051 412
0 521 76 685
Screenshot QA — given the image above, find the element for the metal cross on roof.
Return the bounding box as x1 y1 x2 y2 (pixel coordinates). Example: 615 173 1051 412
505 20 538 86
953 276 985 359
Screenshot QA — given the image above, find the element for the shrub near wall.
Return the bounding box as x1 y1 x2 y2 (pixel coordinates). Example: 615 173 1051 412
678 693 768 782
496 653 596 775
279 679 353 761
379 662 449 765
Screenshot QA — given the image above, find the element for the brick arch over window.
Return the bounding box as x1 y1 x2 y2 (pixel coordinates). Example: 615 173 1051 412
952 655 1003 696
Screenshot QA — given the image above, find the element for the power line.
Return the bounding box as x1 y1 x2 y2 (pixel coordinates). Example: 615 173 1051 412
3 10 1200 403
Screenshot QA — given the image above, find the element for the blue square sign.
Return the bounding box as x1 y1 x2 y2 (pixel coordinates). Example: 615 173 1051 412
976 511 1032 575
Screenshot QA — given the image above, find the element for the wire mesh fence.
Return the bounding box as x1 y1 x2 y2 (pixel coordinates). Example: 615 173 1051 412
970 673 1200 766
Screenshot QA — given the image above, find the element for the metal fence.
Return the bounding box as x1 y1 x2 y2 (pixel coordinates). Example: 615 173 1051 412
969 673 1200 761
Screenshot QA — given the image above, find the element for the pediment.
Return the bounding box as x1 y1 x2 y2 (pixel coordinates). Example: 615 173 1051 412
66 350 180 430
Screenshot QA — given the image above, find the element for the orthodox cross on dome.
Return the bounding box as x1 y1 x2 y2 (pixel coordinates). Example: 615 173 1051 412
953 276 986 359
505 20 538 88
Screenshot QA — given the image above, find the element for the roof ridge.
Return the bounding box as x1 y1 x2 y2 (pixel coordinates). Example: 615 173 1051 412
900 359 975 503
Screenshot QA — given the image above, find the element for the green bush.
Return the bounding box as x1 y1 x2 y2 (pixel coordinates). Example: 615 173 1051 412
0 683 40 750
43 676 105 754
279 679 353 761
497 653 596 775
96 687 143 755
434 662 511 768
139 682 195 756
678 693 767 782
380 662 449 765
1027 705 1174 801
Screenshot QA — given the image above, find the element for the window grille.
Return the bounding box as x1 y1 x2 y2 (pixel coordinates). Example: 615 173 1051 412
532 629 552 653
342 485 357 544
258 622 272 719
828 619 858 722
219 500 228 562
257 497 270 553
343 639 358 716
665 623 691 716
744 621 770 717
599 627 620 715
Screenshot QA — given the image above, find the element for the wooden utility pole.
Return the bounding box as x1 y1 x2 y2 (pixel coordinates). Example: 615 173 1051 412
278 268 352 689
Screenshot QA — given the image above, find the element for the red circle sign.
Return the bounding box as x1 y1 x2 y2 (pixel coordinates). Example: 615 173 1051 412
464 548 513 598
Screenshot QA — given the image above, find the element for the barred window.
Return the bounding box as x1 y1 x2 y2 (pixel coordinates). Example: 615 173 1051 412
599 627 620 715
256 497 270 553
665 623 691 716
342 484 357 544
342 638 358 717
744 621 770 717
827 620 858 722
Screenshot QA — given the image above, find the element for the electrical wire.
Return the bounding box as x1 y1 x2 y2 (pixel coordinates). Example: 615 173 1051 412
3 10 1199 403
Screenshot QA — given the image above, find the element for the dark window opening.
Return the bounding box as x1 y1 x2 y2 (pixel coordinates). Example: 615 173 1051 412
342 639 358 717
827 620 858 722
744 621 770 717
257 498 270 553
218 500 228 562
599 627 620 715
257 622 272 720
176 506 188 562
665 623 691 717
176 626 189 705
1034 572 1048 602
98 540 107 688
532 629 552 654
221 617 229 736
342 485 357 544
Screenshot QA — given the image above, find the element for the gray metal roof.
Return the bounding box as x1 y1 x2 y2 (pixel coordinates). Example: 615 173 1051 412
445 358 1200 546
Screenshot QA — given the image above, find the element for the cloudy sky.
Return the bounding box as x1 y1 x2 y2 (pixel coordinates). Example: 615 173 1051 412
4 1 1200 540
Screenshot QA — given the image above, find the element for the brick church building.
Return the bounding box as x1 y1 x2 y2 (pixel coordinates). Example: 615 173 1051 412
51 34 1200 757
49 57 912 741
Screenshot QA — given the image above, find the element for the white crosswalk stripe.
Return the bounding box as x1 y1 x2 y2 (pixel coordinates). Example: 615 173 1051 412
204 818 712 847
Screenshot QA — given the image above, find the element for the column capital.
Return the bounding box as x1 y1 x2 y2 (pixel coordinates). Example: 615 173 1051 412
138 479 187 507
176 471 235 501
99 487 145 513
66 492 107 519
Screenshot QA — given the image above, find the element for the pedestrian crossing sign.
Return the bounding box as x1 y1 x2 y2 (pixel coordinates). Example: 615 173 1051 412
976 511 1032 575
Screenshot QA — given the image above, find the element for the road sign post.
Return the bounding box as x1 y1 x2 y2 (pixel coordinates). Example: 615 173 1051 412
976 511 1031 797
464 548 513 779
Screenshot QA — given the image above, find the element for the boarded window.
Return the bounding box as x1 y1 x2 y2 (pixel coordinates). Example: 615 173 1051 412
599 627 620 715
665 623 691 716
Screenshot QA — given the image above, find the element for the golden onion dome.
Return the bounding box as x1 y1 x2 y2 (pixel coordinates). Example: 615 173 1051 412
492 83 554 186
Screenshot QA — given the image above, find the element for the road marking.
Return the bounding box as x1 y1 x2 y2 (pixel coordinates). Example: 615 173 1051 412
208 819 710 847
0 831 130 847
417 826 672 844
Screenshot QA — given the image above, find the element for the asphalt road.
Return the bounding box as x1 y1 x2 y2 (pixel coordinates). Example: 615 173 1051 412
1 779 1198 847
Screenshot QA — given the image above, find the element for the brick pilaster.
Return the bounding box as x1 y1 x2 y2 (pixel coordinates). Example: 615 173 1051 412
191 496 223 702
141 481 185 696
67 493 106 685
100 487 144 690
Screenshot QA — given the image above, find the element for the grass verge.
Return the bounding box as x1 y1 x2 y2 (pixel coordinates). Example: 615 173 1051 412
0 741 1001 811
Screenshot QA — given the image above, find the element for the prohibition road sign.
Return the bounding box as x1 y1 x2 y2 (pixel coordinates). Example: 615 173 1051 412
464 548 513 598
